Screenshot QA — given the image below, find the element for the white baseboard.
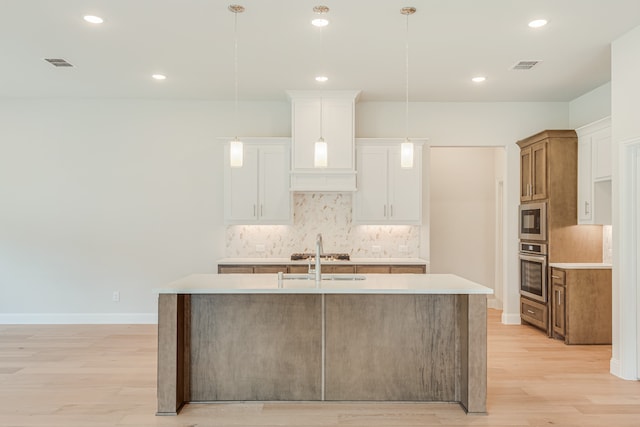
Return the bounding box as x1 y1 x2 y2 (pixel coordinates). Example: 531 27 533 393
501 312 522 325
0 313 157 324
610 357 622 378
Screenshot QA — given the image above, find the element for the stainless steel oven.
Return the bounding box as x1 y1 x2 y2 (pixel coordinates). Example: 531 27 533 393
519 202 547 242
519 242 547 303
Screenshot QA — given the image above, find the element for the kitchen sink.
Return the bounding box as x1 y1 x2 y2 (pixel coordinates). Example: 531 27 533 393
280 273 366 281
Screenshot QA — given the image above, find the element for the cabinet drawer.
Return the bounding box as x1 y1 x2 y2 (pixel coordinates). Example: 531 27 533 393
550 268 566 286
521 297 548 331
390 265 426 274
323 265 356 274
218 265 254 274
289 265 309 274
254 265 288 274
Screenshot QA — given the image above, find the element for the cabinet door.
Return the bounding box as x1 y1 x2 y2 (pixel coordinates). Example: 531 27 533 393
531 141 547 200
552 284 566 337
577 138 593 224
323 98 354 170
354 146 389 223
225 145 259 223
520 147 532 201
259 145 291 223
291 99 320 170
388 146 421 223
291 98 354 171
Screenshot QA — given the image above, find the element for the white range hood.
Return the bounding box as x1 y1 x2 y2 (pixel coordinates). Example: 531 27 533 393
287 90 361 192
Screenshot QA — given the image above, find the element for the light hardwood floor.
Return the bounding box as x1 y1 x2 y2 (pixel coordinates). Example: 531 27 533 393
1 309 639 427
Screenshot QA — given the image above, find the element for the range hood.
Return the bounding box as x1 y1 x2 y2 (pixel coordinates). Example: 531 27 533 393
287 90 361 191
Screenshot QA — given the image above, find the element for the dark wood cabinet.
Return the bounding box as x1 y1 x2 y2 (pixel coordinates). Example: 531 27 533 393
520 297 548 331
550 267 611 344
219 263 426 274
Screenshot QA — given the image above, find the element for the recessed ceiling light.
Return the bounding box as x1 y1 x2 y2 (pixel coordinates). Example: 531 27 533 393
315 76 328 82
472 76 486 83
83 15 104 24
152 74 167 80
312 18 329 27
528 19 548 28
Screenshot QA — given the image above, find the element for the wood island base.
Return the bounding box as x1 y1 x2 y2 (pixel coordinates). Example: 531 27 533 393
156 292 487 415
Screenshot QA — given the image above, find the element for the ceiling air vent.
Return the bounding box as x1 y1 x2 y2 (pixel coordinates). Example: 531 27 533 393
510 60 541 71
44 58 74 67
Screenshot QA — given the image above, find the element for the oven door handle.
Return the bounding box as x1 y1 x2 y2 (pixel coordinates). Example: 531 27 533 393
519 253 547 265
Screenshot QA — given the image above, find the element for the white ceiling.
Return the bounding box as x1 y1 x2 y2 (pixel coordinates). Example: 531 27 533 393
3 0 640 102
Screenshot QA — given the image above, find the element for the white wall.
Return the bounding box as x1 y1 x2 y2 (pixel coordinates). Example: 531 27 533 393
0 99 290 322
429 148 501 297
611 24 640 380
0 98 569 323
569 82 612 128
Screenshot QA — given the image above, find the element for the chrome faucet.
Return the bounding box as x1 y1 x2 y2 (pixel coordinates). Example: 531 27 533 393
314 233 323 283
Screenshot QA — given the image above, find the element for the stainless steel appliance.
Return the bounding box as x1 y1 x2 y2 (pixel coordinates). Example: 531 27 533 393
519 202 547 242
519 242 547 303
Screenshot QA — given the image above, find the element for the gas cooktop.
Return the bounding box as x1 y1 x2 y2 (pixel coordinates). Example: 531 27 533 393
290 253 350 261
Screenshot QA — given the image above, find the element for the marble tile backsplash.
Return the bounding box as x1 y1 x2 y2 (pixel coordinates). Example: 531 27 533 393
225 193 421 258
602 225 613 264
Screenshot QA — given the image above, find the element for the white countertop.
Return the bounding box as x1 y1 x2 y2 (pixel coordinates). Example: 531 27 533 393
549 263 612 269
217 257 429 265
155 273 492 295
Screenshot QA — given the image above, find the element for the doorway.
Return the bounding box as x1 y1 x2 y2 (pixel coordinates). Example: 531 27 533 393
429 146 505 309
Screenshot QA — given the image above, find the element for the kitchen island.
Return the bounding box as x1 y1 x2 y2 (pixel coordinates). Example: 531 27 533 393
155 273 492 415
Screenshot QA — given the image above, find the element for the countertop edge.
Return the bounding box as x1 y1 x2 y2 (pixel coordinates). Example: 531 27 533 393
217 257 430 265
154 273 493 295
549 263 612 269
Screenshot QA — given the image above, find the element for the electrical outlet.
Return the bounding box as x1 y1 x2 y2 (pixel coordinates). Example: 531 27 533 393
256 244 266 253
372 245 382 253
112 291 120 302
399 245 409 253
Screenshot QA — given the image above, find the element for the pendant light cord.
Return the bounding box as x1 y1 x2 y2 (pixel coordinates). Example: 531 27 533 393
319 24 324 140
233 9 239 141
405 11 410 142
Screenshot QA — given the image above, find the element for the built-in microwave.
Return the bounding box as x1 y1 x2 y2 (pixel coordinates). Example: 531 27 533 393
519 202 547 242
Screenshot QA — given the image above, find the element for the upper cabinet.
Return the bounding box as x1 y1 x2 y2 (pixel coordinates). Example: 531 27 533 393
353 139 424 225
576 117 612 225
287 90 361 192
224 138 291 225
519 141 547 202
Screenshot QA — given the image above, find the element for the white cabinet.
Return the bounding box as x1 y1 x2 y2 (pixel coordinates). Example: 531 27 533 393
576 117 612 225
354 140 423 225
224 139 291 224
287 90 360 191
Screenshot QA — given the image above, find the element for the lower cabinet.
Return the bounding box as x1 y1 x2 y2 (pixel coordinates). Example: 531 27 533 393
550 267 612 344
520 297 548 332
219 263 427 274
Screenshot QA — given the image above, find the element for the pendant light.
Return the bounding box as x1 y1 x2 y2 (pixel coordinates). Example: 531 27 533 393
313 5 329 168
400 6 416 169
228 4 245 168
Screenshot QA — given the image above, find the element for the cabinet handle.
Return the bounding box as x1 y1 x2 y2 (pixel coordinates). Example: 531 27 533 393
390 205 394 217
253 204 256 217
585 201 590 215
527 309 535 315
551 275 561 279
